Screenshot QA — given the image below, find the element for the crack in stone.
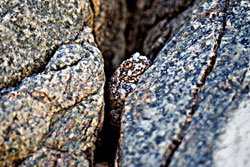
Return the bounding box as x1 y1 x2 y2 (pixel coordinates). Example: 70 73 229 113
240 68 249 85
126 0 197 58
11 80 101 165
0 43 61 91
163 0 230 166
1 9 92 91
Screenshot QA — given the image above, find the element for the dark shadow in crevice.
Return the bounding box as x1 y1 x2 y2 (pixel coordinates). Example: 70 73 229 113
94 81 120 167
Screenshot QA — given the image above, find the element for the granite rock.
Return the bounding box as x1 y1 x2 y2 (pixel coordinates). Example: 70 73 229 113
169 0 250 166
117 0 250 166
143 0 207 59
0 32 105 166
0 0 93 89
125 0 206 59
0 0 110 166
213 95 250 167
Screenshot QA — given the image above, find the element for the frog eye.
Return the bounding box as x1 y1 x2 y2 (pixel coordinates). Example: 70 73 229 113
123 61 133 69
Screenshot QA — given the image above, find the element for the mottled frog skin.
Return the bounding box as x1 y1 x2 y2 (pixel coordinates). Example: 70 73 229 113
108 52 151 127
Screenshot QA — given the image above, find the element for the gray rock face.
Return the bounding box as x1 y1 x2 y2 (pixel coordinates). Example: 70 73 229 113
143 0 207 59
1 0 249 166
0 40 105 166
118 0 250 166
0 0 93 89
213 96 250 167
0 0 114 166
125 0 207 59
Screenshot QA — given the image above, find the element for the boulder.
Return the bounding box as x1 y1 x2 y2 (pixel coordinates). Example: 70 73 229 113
0 39 105 166
125 0 207 59
0 0 106 165
118 0 250 166
0 0 93 89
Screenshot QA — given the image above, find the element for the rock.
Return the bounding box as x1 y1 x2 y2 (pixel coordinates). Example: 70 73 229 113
20 147 90 167
0 0 122 165
125 0 206 59
0 0 93 89
143 0 207 59
0 33 105 166
213 96 250 167
117 0 250 166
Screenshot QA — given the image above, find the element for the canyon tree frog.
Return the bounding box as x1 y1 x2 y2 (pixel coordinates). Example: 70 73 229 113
108 52 151 127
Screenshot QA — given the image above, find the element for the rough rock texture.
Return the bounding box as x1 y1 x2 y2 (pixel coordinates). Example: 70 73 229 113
0 0 93 89
118 0 250 166
1 0 249 166
169 1 250 166
0 39 105 166
213 96 250 167
125 0 207 60
92 0 127 78
0 0 107 165
0 0 126 86
142 0 207 59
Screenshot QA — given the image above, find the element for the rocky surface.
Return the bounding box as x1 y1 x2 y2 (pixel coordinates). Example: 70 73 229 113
125 0 207 60
0 0 107 166
213 96 250 167
0 40 105 166
117 0 250 166
142 0 207 59
0 0 127 85
0 0 93 89
1 0 249 166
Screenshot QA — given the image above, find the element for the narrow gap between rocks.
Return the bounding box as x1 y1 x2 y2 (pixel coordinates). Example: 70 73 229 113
94 0 211 166
124 0 197 60
163 0 230 166
93 1 135 166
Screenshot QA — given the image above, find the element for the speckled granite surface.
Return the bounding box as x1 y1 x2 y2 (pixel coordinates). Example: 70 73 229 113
0 2 106 164
125 0 206 59
143 0 207 59
0 0 93 90
213 95 250 167
169 1 250 166
1 0 249 166
118 0 250 166
0 0 130 165
0 40 105 166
